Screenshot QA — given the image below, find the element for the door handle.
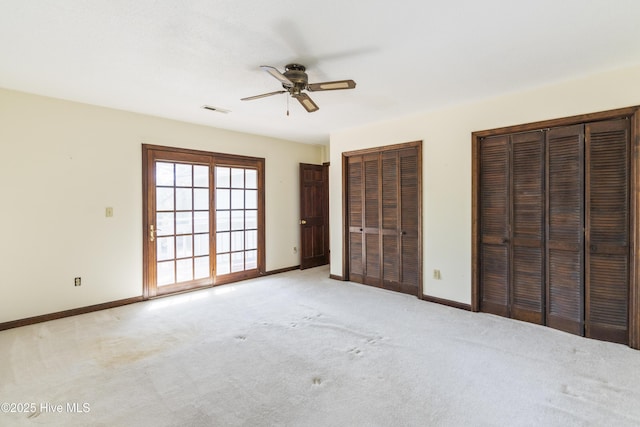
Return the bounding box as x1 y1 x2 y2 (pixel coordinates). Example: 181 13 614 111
501 238 509 244
150 225 155 242
300 220 307 225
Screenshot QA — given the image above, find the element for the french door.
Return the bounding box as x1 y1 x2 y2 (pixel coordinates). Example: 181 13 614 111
143 145 265 298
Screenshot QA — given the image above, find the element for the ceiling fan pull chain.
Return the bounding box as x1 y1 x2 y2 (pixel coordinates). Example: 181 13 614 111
286 95 290 116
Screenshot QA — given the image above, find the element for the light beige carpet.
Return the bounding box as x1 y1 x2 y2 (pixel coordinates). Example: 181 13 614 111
1 266 640 426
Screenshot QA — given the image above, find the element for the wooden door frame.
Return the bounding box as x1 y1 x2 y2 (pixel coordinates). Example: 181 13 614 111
471 105 640 349
341 140 423 297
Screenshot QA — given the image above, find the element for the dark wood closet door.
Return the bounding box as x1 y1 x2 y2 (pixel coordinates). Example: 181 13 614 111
347 153 383 284
399 148 420 294
511 131 545 324
546 125 585 335
347 156 364 282
474 107 639 348
346 144 421 296
479 135 510 316
363 153 381 286
379 148 420 294
585 119 630 344
381 151 400 288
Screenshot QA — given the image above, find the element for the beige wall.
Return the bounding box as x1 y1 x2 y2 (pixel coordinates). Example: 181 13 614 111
0 88 323 323
329 64 640 305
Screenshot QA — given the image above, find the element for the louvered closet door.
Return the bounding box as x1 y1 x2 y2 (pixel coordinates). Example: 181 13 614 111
346 153 382 285
381 151 400 289
348 156 364 282
546 125 585 335
479 135 510 316
379 148 420 294
399 148 420 294
347 146 420 296
363 153 381 286
585 119 630 344
511 131 545 324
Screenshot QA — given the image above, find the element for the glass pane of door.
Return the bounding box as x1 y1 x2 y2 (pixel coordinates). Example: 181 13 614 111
215 166 258 276
156 162 210 286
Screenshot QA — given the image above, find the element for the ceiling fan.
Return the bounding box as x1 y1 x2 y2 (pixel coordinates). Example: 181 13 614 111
241 64 356 113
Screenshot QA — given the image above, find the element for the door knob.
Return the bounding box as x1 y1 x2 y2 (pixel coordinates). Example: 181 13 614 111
300 220 307 225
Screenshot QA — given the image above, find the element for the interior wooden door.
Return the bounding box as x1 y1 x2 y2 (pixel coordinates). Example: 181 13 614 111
363 153 381 286
510 131 545 324
381 151 399 288
398 148 420 294
473 106 640 348
347 155 364 283
546 125 585 335
479 135 510 316
380 148 420 294
345 142 422 297
299 163 329 269
585 119 630 344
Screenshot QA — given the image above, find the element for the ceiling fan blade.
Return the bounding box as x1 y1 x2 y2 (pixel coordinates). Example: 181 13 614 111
260 65 294 87
307 79 356 91
294 93 319 113
241 90 287 101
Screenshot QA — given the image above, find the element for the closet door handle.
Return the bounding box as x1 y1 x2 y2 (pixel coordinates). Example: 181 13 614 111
501 238 509 244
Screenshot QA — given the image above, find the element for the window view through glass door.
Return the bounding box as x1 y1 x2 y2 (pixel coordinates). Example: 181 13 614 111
143 145 265 298
155 162 211 286
215 166 259 275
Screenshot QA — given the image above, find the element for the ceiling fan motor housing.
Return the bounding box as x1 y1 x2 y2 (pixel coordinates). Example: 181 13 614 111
283 64 308 94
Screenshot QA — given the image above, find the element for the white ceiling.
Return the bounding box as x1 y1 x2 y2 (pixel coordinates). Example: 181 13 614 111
2 1 640 145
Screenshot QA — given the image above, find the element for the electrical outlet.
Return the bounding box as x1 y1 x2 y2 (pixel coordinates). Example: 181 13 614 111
433 269 441 280
74 277 81 286
105 207 114 217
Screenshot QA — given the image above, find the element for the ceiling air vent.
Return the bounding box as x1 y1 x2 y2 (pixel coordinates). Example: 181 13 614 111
202 105 230 114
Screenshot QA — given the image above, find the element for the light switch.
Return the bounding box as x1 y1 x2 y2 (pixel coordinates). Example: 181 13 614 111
106 207 114 217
